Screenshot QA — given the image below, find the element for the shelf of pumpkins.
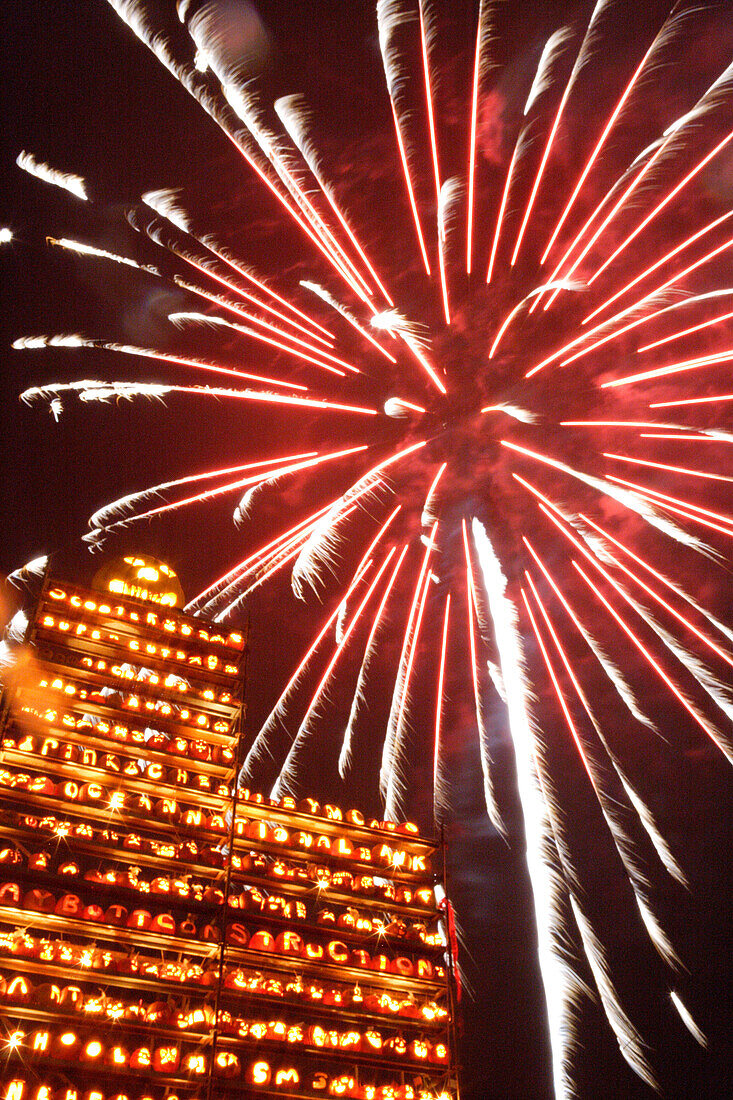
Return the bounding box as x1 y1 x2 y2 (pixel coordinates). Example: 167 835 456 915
0 580 458 1100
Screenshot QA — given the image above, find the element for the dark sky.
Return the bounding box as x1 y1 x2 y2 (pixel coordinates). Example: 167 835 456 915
2 2 733 1098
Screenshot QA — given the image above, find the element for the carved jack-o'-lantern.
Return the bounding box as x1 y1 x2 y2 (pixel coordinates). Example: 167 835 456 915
129 1047 152 1071
268 859 290 880
152 1044 180 1072
338 1031 362 1052
363 1029 383 1053
385 1035 407 1058
5 976 33 1004
274 1067 300 1089
429 1040 450 1064
337 907 359 931
79 1039 104 1064
275 930 303 956
308 864 331 887
246 1061 271 1087
93 556 184 608
3 1081 26 1100
329 1075 356 1097
283 899 307 922
326 940 349 965
409 1039 429 1061
331 870 354 892
184 1052 208 1076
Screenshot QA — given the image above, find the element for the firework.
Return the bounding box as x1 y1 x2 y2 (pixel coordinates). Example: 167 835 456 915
11 1 733 1095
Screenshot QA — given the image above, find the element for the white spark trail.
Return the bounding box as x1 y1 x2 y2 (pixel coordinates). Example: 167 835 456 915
339 546 409 780
472 520 584 1100
670 991 708 1048
17 151 88 200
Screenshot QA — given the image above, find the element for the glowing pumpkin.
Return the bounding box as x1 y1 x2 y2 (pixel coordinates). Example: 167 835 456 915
93 555 184 608
246 1061 271 1087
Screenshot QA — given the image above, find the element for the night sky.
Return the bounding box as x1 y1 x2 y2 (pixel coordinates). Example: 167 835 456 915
2 2 733 1097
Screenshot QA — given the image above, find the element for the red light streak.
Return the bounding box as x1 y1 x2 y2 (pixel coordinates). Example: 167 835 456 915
462 524 484 737
171 254 340 358
315 177 395 309
104 342 308 390
511 68 576 270
437 221 451 326
584 214 733 324
392 522 439 751
588 126 733 284
560 238 733 371
198 238 335 342
512 473 562 521
486 143 519 284
231 518 348 607
466 569 483 734
605 474 733 533
580 515 733 668
395 399 428 414
650 392 733 409
417 0 449 323
572 560 732 757
400 335 447 394
561 420 694 430
601 348 733 390
230 505 368 613
538 136 672 311
523 536 588 637
120 450 317 509
174 249 335 349
521 580 594 784
303 548 397 723
434 593 451 794
419 0 442 218
165 385 378 417
255 129 376 305
603 452 733 484
501 439 586 485
94 446 366 534
240 525 319 580
190 502 334 610
524 492 733 756
424 462 447 515
639 433 716 442
173 280 357 375
616 496 733 539
466 5 483 275
362 544 410 659
256 556 375 723
540 37 661 265
340 544 410 781
489 300 525 359
349 505 402 589
526 301 661 377
529 283 733 383
364 439 429 482
389 99 431 276
637 308 733 353
396 553 434 734
220 115 375 304
335 310 397 364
